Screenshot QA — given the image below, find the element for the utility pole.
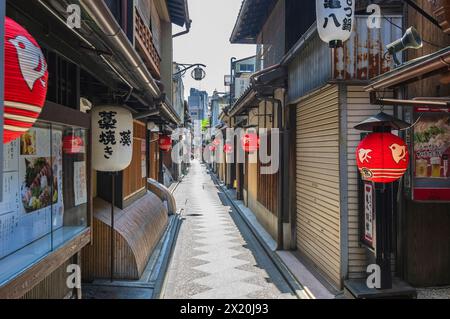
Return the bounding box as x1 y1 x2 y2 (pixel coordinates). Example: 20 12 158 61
230 57 236 108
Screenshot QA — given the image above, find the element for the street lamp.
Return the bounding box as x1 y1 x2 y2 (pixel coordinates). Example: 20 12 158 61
173 63 207 81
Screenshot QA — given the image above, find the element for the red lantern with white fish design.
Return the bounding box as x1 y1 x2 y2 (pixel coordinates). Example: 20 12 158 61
241 133 260 153
4 17 49 144
159 135 172 152
223 143 233 154
63 135 84 154
356 132 409 183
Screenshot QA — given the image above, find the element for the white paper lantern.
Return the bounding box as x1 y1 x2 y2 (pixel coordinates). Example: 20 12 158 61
316 0 355 48
92 105 134 172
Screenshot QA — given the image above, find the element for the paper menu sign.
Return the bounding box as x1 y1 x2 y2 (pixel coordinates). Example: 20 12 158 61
413 107 450 201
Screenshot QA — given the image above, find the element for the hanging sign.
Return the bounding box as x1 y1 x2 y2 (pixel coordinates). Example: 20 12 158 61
412 107 450 201
356 132 409 183
362 181 376 250
92 106 133 172
316 0 355 48
4 17 49 144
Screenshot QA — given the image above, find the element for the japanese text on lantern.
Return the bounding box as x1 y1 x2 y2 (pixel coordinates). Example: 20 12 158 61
97 111 130 159
322 0 353 32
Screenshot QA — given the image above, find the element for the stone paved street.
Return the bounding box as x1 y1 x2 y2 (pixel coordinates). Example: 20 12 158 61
162 160 297 299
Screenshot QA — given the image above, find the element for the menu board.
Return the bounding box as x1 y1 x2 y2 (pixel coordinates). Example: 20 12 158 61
413 107 450 201
141 140 147 178
0 128 64 259
74 161 87 206
363 182 376 250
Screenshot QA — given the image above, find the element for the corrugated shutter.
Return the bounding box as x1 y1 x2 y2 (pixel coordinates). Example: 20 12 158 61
346 86 393 279
296 84 341 288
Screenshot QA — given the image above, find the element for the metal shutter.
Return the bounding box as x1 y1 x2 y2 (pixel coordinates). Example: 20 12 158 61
296 85 341 287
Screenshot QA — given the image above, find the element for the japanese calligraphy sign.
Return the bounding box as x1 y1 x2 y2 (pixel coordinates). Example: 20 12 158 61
316 0 355 47
92 106 133 172
362 181 376 250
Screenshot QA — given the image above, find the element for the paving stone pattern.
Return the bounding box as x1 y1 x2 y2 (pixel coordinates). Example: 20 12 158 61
162 161 296 299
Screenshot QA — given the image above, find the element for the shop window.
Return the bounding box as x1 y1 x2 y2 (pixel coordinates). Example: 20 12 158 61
0 122 88 285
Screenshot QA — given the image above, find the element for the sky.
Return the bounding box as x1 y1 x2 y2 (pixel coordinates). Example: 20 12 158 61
173 0 256 99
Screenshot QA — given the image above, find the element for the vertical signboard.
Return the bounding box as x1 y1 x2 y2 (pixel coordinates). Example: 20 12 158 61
413 107 450 201
362 181 376 250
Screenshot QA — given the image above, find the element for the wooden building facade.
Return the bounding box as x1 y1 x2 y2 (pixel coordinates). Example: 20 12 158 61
228 0 450 294
0 0 190 298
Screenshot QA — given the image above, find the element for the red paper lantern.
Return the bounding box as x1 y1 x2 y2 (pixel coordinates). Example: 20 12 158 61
241 133 260 153
63 135 84 154
4 17 49 144
223 143 233 154
159 135 172 152
356 132 409 183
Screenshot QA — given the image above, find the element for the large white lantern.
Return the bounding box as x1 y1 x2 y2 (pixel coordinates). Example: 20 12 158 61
316 0 355 48
92 105 134 172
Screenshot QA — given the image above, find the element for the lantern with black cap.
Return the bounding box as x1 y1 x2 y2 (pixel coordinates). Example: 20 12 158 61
354 111 411 289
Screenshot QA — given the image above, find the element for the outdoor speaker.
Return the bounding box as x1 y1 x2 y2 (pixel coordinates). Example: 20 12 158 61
386 26 423 55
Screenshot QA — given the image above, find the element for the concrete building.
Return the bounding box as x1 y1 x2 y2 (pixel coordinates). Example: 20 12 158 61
188 88 208 122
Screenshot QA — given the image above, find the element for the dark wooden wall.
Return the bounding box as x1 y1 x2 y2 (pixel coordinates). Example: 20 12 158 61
403 200 450 286
149 132 160 181
406 0 450 97
399 0 450 287
122 121 147 199
257 132 279 215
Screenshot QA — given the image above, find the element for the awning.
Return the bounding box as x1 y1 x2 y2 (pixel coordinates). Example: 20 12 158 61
230 0 277 44
167 0 190 27
365 46 450 92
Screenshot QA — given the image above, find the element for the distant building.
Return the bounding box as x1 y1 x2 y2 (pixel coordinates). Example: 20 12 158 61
210 91 229 127
228 55 256 107
188 88 208 122
233 56 256 100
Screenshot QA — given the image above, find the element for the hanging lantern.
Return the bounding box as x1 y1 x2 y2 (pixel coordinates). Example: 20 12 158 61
356 133 409 183
241 133 260 153
192 66 206 81
63 134 84 154
159 135 172 152
212 138 221 146
92 106 134 172
208 145 217 152
4 17 49 144
316 0 355 48
224 143 233 154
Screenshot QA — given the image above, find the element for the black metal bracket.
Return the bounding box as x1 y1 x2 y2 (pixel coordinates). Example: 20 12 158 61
173 63 207 78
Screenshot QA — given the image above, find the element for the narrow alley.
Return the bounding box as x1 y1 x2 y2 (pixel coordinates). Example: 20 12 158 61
2 0 450 305
162 161 297 299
